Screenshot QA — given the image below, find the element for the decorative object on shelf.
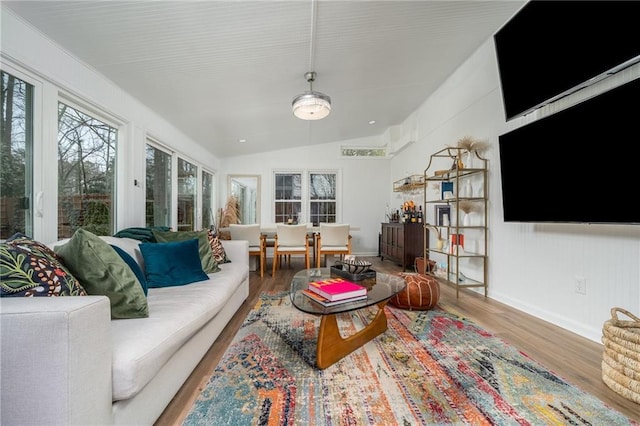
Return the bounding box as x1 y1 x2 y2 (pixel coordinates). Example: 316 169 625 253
462 180 473 198
435 205 450 227
441 181 454 199
449 234 464 255
425 225 445 250
458 200 483 226
451 136 490 169
393 175 425 193
414 257 436 274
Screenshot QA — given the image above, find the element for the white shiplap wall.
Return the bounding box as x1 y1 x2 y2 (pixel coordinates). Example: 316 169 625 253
390 39 640 343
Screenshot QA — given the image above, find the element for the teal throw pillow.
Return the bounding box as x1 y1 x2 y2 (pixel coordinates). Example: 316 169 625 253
0 233 87 297
54 229 149 319
111 245 147 296
152 229 220 273
139 238 209 288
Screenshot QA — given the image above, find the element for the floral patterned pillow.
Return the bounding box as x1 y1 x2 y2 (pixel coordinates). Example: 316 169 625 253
0 233 87 297
207 229 231 264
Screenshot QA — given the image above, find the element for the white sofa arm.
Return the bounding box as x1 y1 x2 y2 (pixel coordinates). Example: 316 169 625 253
220 239 249 268
1 296 113 426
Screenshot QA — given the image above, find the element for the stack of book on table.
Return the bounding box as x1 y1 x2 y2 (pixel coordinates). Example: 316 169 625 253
302 278 367 307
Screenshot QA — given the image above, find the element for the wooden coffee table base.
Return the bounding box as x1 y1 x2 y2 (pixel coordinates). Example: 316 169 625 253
316 301 389 369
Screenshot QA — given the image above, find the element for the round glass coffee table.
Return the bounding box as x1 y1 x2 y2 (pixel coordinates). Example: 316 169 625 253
290 268 406 369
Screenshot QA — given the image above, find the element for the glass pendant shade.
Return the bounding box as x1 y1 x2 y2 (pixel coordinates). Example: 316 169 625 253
292 91 331 120
292 71 331 120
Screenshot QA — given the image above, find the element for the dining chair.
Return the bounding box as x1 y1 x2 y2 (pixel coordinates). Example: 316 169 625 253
272 223 310 276
316 223 351 268
229 224 266 277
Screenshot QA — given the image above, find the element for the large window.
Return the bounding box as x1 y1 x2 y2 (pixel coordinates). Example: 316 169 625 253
57 102 116 238
177 157 197 231
3 61 217 241
145 143 172 227
1 71 33 239
274 171 338 225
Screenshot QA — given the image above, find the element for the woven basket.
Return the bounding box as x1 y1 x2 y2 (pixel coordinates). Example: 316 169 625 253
601 307 640 404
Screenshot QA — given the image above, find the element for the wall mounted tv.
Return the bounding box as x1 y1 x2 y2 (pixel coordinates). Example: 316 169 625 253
498 77 640 225
494 1 640 121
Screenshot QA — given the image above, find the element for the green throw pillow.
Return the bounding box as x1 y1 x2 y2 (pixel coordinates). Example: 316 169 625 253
152 229 220 273
139 239 209 288
54 229 149 319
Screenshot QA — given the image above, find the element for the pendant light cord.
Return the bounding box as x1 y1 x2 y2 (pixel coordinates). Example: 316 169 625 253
308 0 318 77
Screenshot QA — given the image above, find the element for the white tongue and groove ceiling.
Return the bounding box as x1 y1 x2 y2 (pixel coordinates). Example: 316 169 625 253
3 1 525 158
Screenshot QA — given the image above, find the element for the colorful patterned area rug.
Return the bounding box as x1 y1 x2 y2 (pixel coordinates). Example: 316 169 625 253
183 292 638 425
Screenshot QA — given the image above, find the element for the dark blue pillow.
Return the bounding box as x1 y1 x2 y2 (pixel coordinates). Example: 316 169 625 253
139 238 209 288
111 245 148 296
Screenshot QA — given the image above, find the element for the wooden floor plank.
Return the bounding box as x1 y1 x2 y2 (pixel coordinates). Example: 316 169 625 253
155 256 640 424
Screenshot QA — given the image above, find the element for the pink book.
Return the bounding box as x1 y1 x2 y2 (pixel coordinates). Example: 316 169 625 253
308 278 367 301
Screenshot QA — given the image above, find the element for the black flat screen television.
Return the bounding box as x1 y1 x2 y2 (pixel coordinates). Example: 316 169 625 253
498 77 640 224
494 1 640 121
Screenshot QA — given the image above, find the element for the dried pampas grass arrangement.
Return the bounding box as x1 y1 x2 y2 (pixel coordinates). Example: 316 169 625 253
219 195 240 228
458 199 483 214
454 136 490 154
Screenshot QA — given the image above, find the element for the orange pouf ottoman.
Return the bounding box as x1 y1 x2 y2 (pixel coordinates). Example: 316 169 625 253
389 272 440 310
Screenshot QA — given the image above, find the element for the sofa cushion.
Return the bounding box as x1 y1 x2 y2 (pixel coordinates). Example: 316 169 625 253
110 260 248 400
54 229 149 319
113 226 171 243
0 233 87 297
207 229 230 264
97 236 145 269
153 229 220 273
140 239 208 288
111 245 147 296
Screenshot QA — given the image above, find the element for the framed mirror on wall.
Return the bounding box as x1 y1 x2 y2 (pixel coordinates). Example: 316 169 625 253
228 175 260 224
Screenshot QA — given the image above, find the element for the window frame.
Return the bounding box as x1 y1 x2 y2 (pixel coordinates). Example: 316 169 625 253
309 171 339 225
56 94 123 238
1 68 35 239
145 138 173 228
0 63 44 240
200 168 216 229
272 169 341 225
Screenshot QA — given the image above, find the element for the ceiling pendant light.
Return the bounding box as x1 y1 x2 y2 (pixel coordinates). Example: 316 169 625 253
292 71 331 120
292 0 330 121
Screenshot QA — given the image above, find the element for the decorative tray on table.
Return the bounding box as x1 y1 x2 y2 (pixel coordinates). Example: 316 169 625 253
330 258 376 281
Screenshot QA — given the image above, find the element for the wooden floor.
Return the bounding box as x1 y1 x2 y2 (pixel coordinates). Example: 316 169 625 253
155 256 640 425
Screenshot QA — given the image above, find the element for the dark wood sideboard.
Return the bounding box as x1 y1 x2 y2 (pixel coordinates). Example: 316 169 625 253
380 222 426 271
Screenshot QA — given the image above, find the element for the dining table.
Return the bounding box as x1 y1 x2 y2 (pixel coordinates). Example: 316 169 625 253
219 224 360 267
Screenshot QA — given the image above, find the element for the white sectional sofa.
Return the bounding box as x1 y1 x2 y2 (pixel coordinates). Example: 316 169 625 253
1 236 249 426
